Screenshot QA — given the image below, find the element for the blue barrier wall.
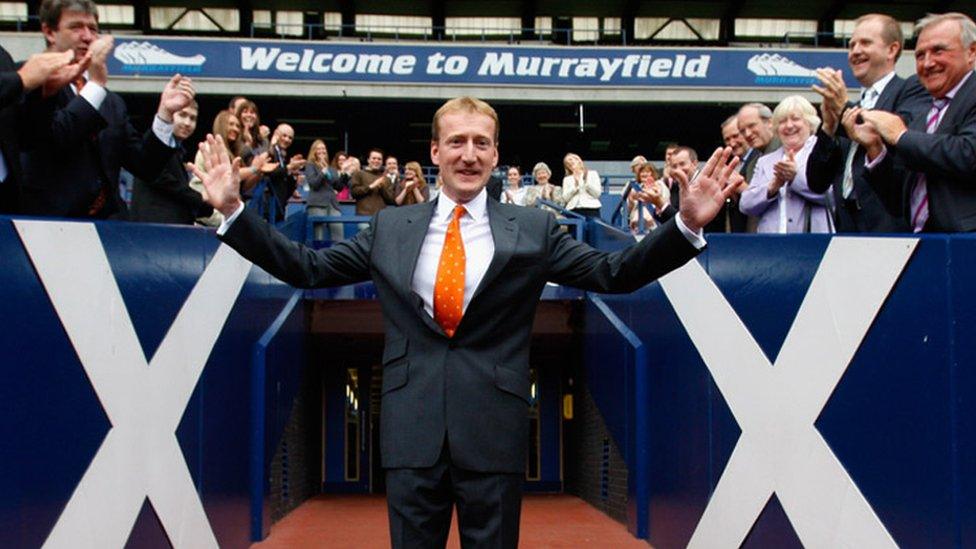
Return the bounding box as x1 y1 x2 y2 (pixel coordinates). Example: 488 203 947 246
0 217 296 548
586 233 976 548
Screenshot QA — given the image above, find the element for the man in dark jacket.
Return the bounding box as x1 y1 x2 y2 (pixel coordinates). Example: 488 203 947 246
130 101 213 224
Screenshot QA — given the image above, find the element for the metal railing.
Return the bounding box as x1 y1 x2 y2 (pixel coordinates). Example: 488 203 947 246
250 22 626 46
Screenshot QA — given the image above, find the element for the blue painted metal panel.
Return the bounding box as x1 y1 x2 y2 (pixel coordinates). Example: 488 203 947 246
0 217 295 548
582 233 976 548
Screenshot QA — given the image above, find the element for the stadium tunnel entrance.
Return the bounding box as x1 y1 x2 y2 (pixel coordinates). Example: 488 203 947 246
121 92 741 171
266 297 635 526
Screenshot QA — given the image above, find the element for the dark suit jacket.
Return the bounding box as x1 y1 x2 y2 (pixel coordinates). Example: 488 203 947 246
265 145 297 221
867 73 976 232
806 74 929 232
130 146 213 224
20 85 173 219
0 46 24 213
221 198 699 473
486 174 502 201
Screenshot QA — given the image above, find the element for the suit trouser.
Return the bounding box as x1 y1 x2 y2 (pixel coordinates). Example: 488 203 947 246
386 442 522 549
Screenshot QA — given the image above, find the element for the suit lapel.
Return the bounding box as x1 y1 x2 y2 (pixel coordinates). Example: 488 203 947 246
938 73 976 133
398 199 437 295
874 75 903 112
470 199 518 304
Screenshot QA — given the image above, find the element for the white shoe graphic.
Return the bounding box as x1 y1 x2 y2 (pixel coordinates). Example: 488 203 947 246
747 53 814 77
114 41 206 66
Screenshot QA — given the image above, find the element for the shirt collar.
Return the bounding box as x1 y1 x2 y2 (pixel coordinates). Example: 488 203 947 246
865 70 896 100
943 70 973 101
436 187 488 223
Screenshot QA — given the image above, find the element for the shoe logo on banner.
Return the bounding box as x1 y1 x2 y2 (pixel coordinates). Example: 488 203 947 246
114 41 207 73
15 220 251 548
659 237 917 548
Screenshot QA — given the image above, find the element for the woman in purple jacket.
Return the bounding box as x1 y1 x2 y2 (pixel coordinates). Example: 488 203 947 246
740 95 834 234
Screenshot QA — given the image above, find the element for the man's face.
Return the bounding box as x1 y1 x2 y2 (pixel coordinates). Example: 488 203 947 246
738 107 774 149
721 123 748 157
915 19 976 98
173 107 198 141
385 157 398 175
848 19 899 86
665 146 678 163
430 110 498 204
367 152 383 170
669 151 697 180
276 126 294 150
43 10 98 60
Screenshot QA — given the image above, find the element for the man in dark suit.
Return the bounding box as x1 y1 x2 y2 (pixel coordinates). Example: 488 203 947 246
0 46 75 213
849 12 976 232
264 123 305 221
20 0 195 219
130 101 213 224
806 13 929 233
194 97 739 548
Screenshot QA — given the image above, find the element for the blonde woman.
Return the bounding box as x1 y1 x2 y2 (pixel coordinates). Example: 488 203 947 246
304 139 344 241
561 153 603 218
189 110 273 226
740 95 833 233
394 161 430 205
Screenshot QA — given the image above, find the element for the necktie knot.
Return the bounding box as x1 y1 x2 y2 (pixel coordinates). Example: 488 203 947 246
452 205 466 223
933 97 950 111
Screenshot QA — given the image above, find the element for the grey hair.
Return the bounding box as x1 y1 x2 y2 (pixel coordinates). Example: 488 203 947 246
916 12 976 48
771 95 821 134
740 102 773 120
721 114 740 129
532 162 551 178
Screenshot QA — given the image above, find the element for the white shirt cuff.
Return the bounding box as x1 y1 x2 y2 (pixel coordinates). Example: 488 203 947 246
216 202 245 236
152 114 176 147
864 146 887 170
675 215 707 250
79 81 106 110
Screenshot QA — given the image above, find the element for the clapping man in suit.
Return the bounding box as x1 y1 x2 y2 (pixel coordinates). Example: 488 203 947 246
807 13 929 232
847 12 976 232
0 46 76 213
193 96 740 548
20 0 195 219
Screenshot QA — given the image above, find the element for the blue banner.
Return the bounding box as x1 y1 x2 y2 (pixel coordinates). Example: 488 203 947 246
108 37 857 88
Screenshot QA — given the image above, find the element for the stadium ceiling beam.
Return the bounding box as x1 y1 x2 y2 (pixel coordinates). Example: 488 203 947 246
432 0 445 40
234 0 253 37
719 0 746 44
817 0 845 47
521 0 537 41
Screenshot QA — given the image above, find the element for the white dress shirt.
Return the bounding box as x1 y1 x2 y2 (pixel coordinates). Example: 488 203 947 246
412 189 494 317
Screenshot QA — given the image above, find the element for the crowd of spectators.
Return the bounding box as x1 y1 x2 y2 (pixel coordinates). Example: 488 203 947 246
1 4 975 239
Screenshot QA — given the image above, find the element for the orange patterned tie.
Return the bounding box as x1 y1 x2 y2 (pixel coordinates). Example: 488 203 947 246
434 205 467 337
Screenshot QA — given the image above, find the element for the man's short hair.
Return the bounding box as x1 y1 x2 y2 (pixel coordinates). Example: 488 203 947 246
721 114 739 130
916 12 976 48
432 96 499 143
40 0 97 30
672 146 698 163
740 102 773 120
182 99 199 112
854 13 905 60
368 147 384 158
